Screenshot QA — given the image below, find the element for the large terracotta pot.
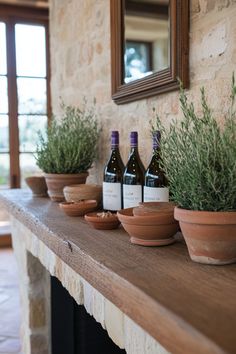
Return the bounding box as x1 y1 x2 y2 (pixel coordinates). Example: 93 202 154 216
44 172 88 202
174 207 236 265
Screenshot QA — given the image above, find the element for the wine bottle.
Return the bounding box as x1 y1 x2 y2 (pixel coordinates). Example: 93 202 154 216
123 131 145 208
144 131 169 202
103 131 124 211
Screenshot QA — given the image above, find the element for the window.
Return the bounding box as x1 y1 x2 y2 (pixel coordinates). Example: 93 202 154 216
0 5 49 188
124 40 152 83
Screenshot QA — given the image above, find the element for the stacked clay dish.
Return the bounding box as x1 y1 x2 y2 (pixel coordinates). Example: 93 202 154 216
117 202 179 246
59 200 97 217
63 184 102 206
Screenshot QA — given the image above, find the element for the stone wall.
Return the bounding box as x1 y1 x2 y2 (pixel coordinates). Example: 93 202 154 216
50 0 236 183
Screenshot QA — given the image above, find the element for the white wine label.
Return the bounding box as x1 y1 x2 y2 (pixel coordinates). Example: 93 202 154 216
123 184 142 209
144 186 169 202
103 182 122 211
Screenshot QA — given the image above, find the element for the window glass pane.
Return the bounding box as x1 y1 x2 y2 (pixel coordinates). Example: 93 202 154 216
0 22 7 75
15 24 46 77
0 76 8 114
0 115 9 152
19 115 47 152
17 78 47 114
20 153 42 187
0 153 10 189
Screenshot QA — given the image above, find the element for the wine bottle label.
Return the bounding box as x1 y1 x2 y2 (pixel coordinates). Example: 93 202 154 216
123 184 142 208
144 186 169 202
103 182 122 211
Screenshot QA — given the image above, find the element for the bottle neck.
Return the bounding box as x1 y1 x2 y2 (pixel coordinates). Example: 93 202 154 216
130 145 138 154
152 145 160 154
111 145 119 152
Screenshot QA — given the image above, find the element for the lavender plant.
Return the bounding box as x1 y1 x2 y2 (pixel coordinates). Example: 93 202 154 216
35 102 100 174
152 76 236 211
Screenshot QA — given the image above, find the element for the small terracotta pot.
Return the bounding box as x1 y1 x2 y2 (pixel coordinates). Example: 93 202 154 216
25 176 48 197
44 172 88 202
174 207 236 265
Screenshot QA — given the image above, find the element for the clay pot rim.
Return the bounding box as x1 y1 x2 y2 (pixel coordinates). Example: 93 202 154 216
64 184 102 191
138 201 176 209
133 205 175 217
44 172 88 178
117 207 177 226
60 200 97 208
175 206 236 225
25 176 45 180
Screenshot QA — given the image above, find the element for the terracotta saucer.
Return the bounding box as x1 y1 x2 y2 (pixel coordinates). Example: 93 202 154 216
84 211 121 230
59 200 97 217
130 236 175 247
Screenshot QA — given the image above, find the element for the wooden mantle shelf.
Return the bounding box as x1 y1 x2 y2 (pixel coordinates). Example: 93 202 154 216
0 189 236 354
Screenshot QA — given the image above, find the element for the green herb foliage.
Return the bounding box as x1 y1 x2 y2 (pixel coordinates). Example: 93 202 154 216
35 103 100 174
152 76 236 211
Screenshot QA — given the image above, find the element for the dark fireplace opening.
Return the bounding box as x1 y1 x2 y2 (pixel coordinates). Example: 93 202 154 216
51 276 126 354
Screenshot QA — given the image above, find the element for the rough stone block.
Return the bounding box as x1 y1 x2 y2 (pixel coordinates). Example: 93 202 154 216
30 334 49 354
27 252 44 283
104 299 124 349
29 297 46 329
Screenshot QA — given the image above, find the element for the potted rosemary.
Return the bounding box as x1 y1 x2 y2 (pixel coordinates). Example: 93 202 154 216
35 103 100 202
153 76 236 265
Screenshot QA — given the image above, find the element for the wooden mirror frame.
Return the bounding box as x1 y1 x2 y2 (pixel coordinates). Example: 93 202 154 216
110 0 189 104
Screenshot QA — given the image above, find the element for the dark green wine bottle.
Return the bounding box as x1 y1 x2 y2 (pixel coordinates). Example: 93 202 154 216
123 131 145 208
103 131 124 211
144 131 169 202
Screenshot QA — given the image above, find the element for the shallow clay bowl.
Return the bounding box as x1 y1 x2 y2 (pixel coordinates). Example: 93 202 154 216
59 200 97 217
85 211 121 230
133 202 176 217
25 176 48 197
63 184 102 205
117 207 178 246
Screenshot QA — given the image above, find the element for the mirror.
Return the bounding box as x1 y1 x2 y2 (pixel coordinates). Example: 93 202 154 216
110 0 189 104
124 0 170 84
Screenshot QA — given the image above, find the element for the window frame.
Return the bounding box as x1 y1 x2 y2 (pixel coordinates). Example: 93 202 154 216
0 4 50 188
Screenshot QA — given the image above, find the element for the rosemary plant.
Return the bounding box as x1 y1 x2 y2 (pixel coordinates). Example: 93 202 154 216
153 76 236 211
35 102 100 174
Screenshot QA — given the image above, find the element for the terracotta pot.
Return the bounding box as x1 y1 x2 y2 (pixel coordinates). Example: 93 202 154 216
117 207 178 246
174 207 236 265
25 176 48 197
44 172 88 202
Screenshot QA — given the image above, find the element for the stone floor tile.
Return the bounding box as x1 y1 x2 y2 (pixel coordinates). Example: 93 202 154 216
0 248 21 353
0 337 21 353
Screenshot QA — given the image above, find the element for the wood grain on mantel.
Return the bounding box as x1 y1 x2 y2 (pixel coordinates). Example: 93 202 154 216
0 190 235 354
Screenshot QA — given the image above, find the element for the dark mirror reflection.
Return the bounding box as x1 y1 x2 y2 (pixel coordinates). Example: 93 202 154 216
124 0 170 83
